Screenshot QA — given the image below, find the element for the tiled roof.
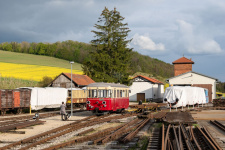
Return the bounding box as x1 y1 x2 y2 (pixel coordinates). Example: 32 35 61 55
63 73 95 86
172 57 194 64
133 75 164 84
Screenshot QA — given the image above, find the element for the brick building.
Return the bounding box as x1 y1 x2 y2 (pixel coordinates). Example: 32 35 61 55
172 57 194 76
166 57 218 102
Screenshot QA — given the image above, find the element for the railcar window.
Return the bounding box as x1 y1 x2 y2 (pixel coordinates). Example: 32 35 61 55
90 89 97 98
108 90 112 98
88 90 91 98
122 90 125 97
120 90 123 97
117 90 120 98
114 90 116 98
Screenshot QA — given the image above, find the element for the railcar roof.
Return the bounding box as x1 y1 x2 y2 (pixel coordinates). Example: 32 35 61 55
86 82 128 88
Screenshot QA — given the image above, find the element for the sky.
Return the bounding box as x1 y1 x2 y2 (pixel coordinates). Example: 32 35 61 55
0 0 225 82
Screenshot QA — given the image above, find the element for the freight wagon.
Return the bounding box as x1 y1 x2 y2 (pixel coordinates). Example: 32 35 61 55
25 87 68 110
163 86 208 108
66 88 87 108
0 89 31 115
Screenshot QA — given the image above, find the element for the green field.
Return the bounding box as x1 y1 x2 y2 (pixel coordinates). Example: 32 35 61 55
0 50 82 70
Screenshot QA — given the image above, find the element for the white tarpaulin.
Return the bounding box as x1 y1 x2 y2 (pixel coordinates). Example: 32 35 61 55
163 86 207 107
22 87 68 110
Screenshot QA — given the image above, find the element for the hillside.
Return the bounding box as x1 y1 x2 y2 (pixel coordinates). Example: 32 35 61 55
0 41 173 77
0 41 174 87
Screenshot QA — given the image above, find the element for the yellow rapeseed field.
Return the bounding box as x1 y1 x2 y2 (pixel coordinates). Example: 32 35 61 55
0 62 83 81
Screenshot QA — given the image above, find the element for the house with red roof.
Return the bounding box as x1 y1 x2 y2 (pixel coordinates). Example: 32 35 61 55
166 57 218 102
129 75 164 102
48 73 95 88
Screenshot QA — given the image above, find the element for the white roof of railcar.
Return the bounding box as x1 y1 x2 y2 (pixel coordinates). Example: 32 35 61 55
86 82 128 88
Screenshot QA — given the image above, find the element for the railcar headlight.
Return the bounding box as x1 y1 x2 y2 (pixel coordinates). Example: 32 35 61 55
102 101 106 104
87 101 90 104
103 105 106 107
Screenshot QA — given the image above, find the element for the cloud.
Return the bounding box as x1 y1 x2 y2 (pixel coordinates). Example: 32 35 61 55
177 20 223 54
132 34 165 51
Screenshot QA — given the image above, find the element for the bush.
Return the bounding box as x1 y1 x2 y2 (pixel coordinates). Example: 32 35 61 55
38 76 53 87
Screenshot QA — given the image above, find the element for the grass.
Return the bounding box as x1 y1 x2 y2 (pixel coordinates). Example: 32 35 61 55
0 77 38 89
0 50 82 70
0 50 83 81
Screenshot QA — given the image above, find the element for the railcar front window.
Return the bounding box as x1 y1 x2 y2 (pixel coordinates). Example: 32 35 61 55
91 90 97 98
98 90 103 98
103 90 107 97
98 90 110 98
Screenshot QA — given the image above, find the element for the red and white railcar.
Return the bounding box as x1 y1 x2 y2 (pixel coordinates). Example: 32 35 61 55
86 82 129 113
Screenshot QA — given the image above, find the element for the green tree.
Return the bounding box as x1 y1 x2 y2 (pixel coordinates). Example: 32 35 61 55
38 76 53 87
82 7 132 84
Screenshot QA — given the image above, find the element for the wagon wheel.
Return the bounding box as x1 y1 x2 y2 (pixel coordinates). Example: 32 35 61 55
17 108 22 114
1 109 5 116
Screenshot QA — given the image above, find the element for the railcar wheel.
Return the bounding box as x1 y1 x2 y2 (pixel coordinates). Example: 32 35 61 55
121 109 125 114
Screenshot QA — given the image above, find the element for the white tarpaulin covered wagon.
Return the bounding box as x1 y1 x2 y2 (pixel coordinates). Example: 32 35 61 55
163 86 207 108
20 87 68 110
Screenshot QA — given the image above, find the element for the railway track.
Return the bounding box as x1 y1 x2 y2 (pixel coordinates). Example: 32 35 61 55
0 113 138 150
0 109 84 122
0 112 57 122
210 120 225 132
0 112 60 133
0 120 45 133
148 122 223 150
1 108 225 149
42 115 150 150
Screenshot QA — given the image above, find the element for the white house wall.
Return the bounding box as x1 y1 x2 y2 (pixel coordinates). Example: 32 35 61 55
153 84 158 99
168 72 216 99
129 82 156 101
